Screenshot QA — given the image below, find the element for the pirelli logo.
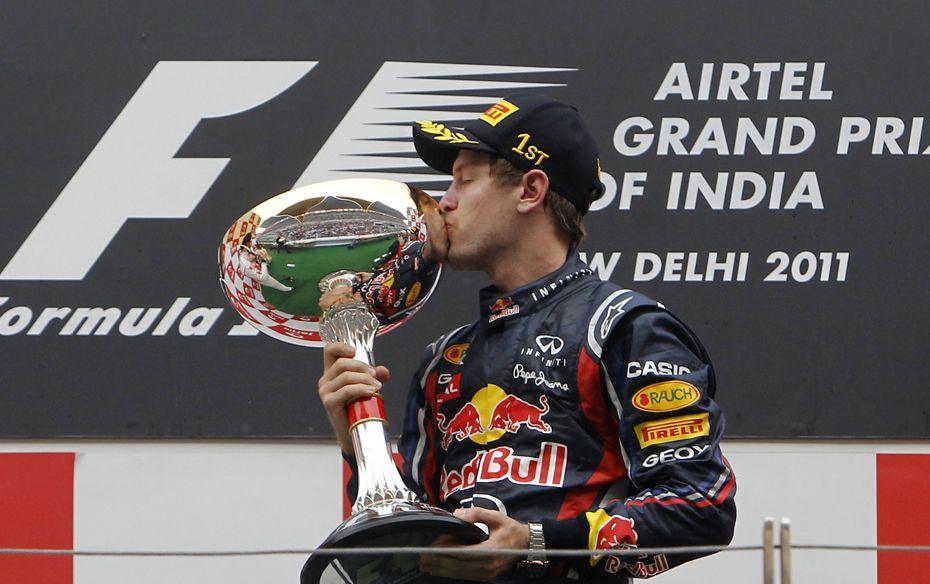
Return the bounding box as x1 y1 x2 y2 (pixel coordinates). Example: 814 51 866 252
480 99 519 126
635 413 710 448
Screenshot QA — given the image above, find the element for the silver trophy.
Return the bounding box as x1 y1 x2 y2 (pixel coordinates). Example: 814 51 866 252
218 178 486 584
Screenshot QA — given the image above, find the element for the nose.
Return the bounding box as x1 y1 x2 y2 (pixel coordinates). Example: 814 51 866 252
439 188 457 213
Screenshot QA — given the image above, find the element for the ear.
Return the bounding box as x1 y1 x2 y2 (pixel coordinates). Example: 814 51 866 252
516 169 550 214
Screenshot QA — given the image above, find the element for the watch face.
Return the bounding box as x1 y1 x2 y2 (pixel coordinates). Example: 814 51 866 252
516 560 549 579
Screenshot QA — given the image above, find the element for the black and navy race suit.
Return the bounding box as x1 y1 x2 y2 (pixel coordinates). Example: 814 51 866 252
352 253 736 582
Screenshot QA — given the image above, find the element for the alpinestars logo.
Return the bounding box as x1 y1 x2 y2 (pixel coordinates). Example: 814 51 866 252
1 60 572 337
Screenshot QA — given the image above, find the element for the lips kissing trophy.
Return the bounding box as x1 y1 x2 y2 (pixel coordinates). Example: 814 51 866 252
218 178 486 584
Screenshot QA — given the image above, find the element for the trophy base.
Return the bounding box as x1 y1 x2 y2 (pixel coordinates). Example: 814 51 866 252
301 500 489 584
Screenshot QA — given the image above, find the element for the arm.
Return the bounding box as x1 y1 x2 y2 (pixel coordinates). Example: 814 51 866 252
606 310 735 576
545 309 736 579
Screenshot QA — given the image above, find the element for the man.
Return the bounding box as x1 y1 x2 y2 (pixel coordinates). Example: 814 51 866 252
318 94 736 582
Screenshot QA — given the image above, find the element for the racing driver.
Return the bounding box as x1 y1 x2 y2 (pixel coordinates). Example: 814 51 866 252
318 93 737 582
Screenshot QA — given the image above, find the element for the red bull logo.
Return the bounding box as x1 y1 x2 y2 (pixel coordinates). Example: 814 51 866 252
489 298 513 312
626 554 670 577
439 441 567 500
586 509 638 568
436 385 551 450
488 395 551 433
488 298 520 323
437 403 483 449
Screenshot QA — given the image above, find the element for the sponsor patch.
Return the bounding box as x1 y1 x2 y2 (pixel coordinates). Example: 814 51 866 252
439 441 566 500
642 444 710 468
535 335 564 355
635 413 710 447
436 384 551 449
405 281 422 307
479 99 519 126
627 554 670 578
443 343 469 365
600 295 633 339
626 360 692 378
513 363 570 392
632 380 700 413
435 373 461 405
488 298 520 323
586 509 637 567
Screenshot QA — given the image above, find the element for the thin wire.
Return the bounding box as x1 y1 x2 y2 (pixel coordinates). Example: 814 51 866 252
0 544 928 558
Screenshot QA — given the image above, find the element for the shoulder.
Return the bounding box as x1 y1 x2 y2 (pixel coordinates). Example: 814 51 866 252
582 281 661 358
417 322 476 370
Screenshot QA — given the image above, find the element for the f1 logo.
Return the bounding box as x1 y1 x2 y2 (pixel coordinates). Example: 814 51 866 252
1 61 317 280
1 60 570 281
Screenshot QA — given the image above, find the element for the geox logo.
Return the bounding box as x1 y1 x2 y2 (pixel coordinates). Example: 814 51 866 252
2 61 571 282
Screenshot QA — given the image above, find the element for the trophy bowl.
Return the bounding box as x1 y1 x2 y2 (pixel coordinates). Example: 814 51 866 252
218 178 487 584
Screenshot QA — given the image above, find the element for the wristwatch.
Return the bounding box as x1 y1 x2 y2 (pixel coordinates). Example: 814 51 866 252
515 522 548 578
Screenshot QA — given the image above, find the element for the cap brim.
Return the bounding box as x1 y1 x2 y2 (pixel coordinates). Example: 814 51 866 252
412 121 497 175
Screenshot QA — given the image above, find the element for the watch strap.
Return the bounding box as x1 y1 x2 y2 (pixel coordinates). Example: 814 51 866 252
526 521 546 561
516 521 549 578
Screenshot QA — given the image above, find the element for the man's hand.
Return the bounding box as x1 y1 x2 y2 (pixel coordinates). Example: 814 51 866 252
317 342 390 455
419 507 531 582
422 205 448 265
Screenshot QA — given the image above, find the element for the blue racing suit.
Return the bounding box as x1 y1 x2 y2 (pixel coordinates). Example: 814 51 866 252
393 253 737 582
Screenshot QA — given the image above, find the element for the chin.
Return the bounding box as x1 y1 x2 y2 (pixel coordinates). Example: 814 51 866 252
446 251 483 272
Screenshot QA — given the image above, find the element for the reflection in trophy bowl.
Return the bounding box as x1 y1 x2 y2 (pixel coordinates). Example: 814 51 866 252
218 178 441 346
218 178 488 583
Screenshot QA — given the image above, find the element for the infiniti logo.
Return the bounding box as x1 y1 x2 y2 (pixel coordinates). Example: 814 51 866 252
535 335 564 355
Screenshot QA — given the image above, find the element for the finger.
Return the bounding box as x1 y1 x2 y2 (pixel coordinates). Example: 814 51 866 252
373 365 391 385
319 371 381 402
321 356 377 385
322 369 380 390
319 384 377 414
322 342 356 369
454 506 504 527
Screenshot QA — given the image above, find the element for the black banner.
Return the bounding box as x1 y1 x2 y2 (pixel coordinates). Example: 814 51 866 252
1 1 928 438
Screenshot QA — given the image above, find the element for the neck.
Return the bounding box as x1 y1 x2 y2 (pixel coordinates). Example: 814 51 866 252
487 239 570 293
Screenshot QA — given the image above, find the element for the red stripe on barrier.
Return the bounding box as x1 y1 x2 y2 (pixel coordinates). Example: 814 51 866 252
0 453 74 584
877 453 930 583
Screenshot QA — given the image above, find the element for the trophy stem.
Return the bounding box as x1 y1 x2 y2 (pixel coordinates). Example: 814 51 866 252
320 301 378 366
351 420 418 513
319 292 421 512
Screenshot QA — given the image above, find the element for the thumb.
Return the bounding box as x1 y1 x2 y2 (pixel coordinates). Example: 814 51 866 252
374 365 391 385
454 506 506 526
